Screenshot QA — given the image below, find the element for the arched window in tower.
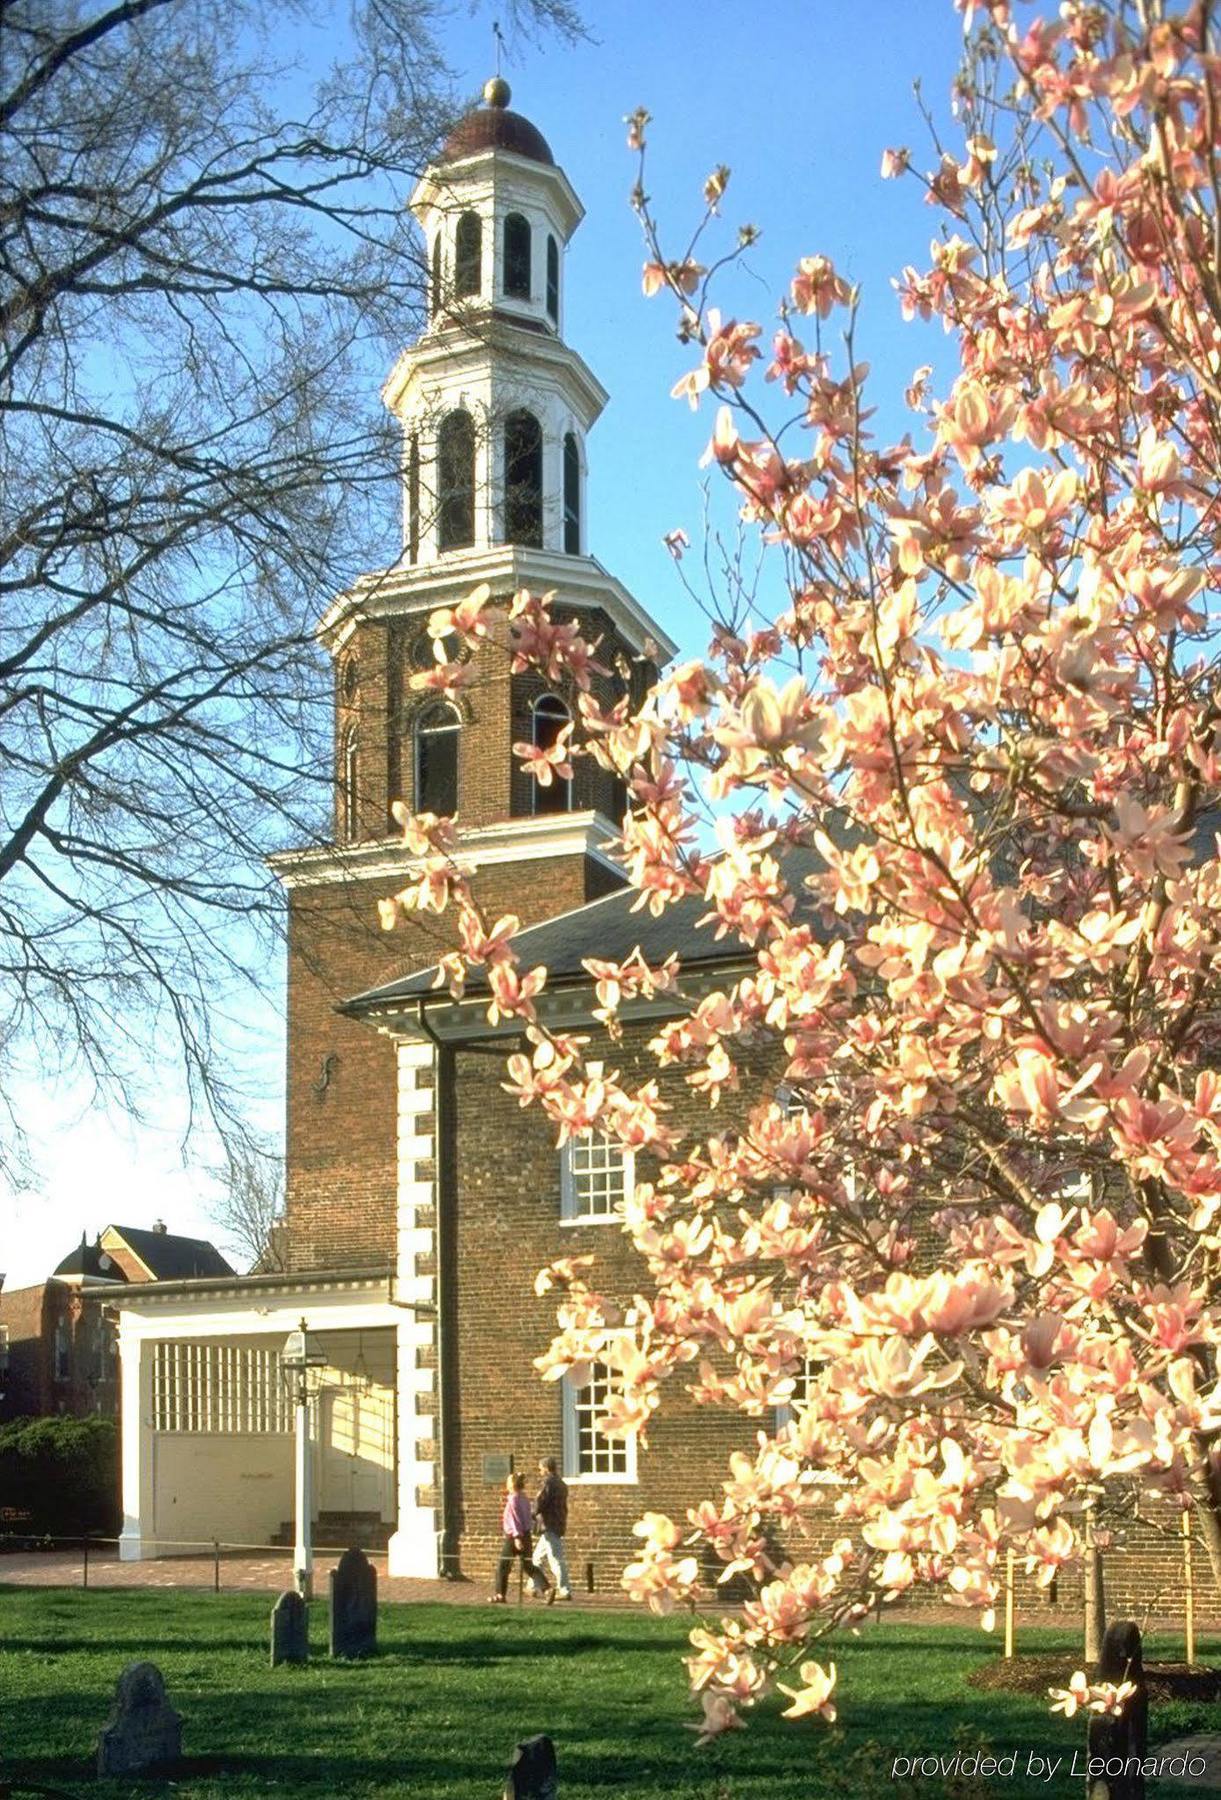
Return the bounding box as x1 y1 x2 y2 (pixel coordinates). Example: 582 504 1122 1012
563 432 581 555
546 235 559 323
504 410 543 546
531 693 572 814
407 433 420 563
504 212 531 299
414 702 460 816
437 410 476 550
341 725 360 841
430 233 443 317
454 210 482 298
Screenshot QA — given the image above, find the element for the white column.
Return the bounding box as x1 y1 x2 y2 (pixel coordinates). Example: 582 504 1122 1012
387 1036 442 1579
117 1319 153 1560
293 1383 314 1598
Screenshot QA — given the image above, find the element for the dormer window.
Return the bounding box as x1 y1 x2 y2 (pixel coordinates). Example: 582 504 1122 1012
504 410 543 546
546 235 559 323
504 212 531 299
563 432 581 555
437 410 476 550
532 693 572 814
455 211 482 298
415 702 460 816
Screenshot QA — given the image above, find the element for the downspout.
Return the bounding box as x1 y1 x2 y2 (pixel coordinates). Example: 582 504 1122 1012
411 1000 459 1578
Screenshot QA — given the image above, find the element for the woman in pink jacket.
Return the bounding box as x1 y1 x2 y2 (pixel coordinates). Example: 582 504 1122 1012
490 1471 552 1603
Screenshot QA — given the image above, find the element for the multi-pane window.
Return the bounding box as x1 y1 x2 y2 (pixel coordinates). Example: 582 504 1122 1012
504 409 543 546
546 235 559 322
565 1359 634 1480
414 701 460 816
152 1342 290 1434
454 210 482 298
563 432 581 554
437 409 476 551
0 1323 9 1373
504 212 531 299
54 1318 70 1380
341 726 359 842
531 693 571 815
561 1132 632 1222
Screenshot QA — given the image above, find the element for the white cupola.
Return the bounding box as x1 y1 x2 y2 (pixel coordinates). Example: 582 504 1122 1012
382 80 606 568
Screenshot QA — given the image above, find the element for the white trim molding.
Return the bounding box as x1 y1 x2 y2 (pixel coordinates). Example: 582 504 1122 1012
387 1038 443 1578
269 809 622 892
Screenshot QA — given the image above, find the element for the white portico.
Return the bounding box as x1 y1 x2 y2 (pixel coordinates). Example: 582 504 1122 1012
111 1269 437 1577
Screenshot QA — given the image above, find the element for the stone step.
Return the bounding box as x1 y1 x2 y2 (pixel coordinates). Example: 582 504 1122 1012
270 1514 392 1551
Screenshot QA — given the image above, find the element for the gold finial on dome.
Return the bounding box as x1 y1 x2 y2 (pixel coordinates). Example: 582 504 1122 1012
483 76 511 108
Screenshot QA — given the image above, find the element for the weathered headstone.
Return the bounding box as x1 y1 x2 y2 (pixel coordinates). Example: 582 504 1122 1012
504 1733 558 1800
329 1545 377 1658
1087 1622 1148 1800
270 1588 309 1666
95 1661 182 1778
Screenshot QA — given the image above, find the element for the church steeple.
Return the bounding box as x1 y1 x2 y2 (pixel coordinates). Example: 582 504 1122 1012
316 81 674 846
383 80 601 566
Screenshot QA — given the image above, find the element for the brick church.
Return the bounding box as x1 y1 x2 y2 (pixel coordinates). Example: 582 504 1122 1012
111 80 759 1583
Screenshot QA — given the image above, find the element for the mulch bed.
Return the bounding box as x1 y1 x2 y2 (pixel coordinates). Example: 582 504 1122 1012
969 1654 1220 1702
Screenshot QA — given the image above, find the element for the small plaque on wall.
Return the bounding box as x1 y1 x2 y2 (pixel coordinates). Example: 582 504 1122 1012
482 1453 512 1485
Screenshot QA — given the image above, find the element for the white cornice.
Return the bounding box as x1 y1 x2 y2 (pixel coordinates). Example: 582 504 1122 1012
381 322 609 423
268 809 624 891
410 152 583 238
317 545 677 662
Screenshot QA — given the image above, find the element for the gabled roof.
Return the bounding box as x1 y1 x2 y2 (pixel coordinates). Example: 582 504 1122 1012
343 844 827 1017
52 1235 128 1284
105 1225 235 1282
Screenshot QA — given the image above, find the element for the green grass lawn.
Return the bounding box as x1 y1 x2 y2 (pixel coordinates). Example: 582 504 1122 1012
0 1587 1213 1799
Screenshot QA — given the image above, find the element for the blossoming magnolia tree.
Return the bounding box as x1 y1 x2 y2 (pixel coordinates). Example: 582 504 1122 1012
380 0 1221 1731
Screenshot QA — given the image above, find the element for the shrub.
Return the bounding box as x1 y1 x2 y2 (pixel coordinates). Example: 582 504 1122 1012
0 1415 118 1538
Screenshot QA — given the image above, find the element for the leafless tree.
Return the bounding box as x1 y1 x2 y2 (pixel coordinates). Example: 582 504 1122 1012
0 0 579 1174
211 1136 286 1273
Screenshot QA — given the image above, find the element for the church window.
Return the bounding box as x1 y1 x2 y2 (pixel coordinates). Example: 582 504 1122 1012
341 725 360 841
407 433 420 563
454 210 482 298
504 211 531 299
340 657 359 705
414 701 460 816
531 693 572 814
560 1130 632 1222
430 233 443 317
504 409 543 546
563 1357 635 1480
563 432 581 554
546 235 559 322
437 410 476 550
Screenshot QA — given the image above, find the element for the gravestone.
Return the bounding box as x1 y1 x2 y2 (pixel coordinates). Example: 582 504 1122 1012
504 1733 558 1800
329 1545 377 1659
96 1660 182 1777
270 1588 309 1666
1087 1622 1148 1800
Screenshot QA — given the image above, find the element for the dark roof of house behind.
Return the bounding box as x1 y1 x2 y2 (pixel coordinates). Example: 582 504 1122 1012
344 845 826 1015
53 1235 128 1283
109 1226 235 1281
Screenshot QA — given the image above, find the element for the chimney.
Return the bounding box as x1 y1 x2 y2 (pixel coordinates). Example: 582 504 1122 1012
152 1219 168 1235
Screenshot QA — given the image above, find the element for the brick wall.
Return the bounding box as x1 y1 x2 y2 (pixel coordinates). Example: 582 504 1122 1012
0 1284 118 1423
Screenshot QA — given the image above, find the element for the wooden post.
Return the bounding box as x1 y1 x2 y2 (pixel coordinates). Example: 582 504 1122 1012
1004 1547 1015 1658
1182 1510 1195 1667
585 1559 594 1594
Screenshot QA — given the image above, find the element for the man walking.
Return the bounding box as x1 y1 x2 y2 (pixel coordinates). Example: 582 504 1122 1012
533 1455 571 1600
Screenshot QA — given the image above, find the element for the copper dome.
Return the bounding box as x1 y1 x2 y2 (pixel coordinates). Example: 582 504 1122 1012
442 83 554 167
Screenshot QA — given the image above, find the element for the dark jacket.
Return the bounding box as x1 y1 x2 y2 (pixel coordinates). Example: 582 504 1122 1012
535 1471 568 1536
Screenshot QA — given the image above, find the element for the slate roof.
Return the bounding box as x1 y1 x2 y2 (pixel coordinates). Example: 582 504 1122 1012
53 1235 128 1283
344 845 826 1016
107 1226 235 1281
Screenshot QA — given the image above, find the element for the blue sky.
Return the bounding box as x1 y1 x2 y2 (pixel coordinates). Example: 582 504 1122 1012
3 0 969 1287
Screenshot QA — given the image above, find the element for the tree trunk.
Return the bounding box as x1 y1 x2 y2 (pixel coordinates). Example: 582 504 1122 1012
1083 1506 1106 1667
